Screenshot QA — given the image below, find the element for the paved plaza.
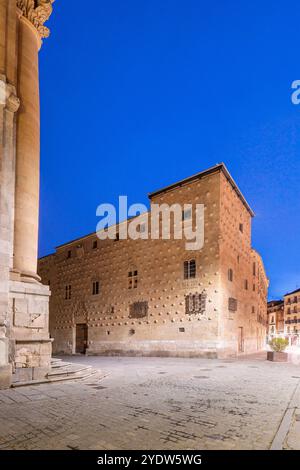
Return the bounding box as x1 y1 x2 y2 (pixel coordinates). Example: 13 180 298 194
0 355 300 450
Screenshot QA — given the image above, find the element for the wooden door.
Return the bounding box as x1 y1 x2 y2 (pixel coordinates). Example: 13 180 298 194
76 324 88 354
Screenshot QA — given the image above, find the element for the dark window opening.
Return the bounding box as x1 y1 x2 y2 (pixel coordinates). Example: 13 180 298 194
228 297 238 312
65 285 72 300
129 301 148 319
92 281 100 295
128 270 138 289
185 292 206 315
182 208 192 221
184 260 196 280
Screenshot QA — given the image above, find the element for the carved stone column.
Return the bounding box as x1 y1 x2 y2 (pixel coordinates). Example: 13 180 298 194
9 0 54 384
0 77 20 389
13 0 54 281
0 0 55 388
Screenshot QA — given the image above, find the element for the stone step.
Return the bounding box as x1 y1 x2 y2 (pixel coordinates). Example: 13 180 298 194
47 365 92 378
50 361 73 369
51 359 72 367
51 358 63 364
12 374 87 388
49 361 84 369
11 359 106 388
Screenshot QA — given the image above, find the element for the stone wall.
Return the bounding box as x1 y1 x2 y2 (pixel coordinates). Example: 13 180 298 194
218 171 268 355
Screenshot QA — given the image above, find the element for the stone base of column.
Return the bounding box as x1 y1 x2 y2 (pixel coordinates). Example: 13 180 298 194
9 279 52 385
0 330 12 389
0 364 12 390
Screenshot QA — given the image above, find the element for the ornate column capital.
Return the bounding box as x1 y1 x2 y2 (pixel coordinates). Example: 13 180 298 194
16 0 55 39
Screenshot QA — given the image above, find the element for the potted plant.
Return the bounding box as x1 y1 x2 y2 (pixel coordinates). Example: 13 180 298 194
267 338 289 362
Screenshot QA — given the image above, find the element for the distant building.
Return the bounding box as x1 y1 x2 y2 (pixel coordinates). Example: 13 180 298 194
38 163 268 358
284 288 300 346
267 300 284 339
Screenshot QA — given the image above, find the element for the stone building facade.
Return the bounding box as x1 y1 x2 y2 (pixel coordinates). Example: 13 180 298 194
267 300 284 340
38 164 269 359
284 288 300 346
0 1 54 388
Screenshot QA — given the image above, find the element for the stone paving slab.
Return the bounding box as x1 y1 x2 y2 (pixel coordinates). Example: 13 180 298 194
0 355 300 450
284 379 300 450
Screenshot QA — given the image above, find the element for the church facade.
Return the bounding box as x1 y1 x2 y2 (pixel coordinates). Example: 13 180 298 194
38 163 268 358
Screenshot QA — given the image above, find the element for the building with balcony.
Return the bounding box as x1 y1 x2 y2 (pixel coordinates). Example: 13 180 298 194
284 288 300 346
267 300 284 340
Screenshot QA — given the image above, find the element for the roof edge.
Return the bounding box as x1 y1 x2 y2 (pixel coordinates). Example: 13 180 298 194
148 163 254 217
284 287 300 297
50 163 255 252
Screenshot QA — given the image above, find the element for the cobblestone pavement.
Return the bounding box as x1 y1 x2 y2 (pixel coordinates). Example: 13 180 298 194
0 355 300 450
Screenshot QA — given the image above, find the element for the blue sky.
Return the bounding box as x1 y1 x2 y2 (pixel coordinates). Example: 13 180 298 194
39 0 300 300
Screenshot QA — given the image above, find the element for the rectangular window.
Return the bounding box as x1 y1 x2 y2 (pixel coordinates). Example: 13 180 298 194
65 285 71 300
253 263 256 276
244 279 248 290
185 292 207 315
228 297 238 312
182 208 192 221
239 223 244 233
92 281 99 295
184 260 196 279
129 301 148 319
228 269 233 282
67 250 72 259
93 240 98 249
128 270 138 289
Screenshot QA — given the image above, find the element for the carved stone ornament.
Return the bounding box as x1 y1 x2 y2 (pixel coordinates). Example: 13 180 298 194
0 78 20 112
17 0 54 38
